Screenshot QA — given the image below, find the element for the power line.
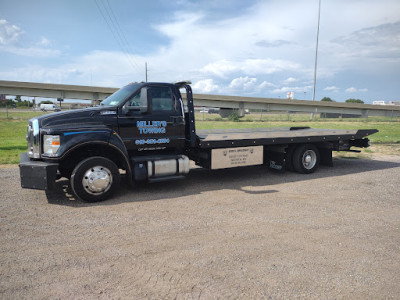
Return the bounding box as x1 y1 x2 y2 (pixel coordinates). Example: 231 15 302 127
104 0 142 69
94 0 139 72
94 0 142 78
103 0 142 71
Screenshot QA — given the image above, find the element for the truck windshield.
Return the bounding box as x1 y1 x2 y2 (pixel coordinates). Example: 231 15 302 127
100 83 141 107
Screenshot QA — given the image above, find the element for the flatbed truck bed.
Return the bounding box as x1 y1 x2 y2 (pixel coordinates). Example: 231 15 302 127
197 127 378 148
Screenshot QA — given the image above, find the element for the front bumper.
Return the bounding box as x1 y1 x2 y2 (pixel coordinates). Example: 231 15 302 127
19 153 59 190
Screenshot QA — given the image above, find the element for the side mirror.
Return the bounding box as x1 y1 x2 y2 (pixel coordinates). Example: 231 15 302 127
125 87 152 114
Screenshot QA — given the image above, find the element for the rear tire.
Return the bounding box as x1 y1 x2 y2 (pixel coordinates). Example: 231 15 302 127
292 144 320 174
71 156 120 202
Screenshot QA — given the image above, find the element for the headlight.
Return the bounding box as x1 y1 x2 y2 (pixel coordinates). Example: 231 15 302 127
43 135 60 156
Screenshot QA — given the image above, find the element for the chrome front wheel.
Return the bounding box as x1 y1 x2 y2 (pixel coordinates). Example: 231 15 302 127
71 157 120 202
82 166 113 195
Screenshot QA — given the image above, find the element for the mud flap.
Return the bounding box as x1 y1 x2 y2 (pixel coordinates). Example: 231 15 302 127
265 145 287 172
319 148 333 167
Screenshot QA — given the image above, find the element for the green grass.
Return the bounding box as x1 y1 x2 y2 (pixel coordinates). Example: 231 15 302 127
0 110 399 164
0 111 46 164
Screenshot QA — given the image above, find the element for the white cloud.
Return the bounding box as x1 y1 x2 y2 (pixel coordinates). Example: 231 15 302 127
345 87 368 93
0 19 60 57
201 60 238 78
192 79 219 94
145 3 311 84
0 50 138 86
256 39 293 48
229 77 257 90
345 87 357 93
272 86 313 94
145 1 398 96
0 19 23 45
226 77 277 95
322 1 400 38
37 37 51 47
283 77 298 84
3 46 60 57
322 21 400 77
154 12 204 39
202 59 300 78
259 81 275 89
324 86 340 92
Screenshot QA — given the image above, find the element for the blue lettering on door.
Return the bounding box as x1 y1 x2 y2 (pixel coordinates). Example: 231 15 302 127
137 121 167 134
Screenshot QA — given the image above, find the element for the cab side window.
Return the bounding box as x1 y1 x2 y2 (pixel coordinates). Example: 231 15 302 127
128 93 141 107
150 86 174 111
121 92 141 115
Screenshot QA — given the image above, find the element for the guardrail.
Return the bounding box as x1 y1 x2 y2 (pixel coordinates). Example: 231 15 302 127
1 80 399 117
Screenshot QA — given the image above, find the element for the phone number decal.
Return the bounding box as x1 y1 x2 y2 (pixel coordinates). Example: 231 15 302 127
135 138 170 145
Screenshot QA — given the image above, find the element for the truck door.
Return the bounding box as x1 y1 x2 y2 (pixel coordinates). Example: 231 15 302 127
118 84 186 154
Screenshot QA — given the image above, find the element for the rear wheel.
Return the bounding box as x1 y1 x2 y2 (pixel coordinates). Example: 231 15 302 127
71 156 120 202
292 144 320 174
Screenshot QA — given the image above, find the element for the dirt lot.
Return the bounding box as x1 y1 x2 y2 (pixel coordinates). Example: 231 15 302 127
1 155 400 299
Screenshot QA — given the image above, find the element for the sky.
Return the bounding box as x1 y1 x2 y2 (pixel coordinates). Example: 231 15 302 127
0 0 399 103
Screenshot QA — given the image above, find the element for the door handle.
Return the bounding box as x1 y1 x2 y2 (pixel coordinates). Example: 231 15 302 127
172 116 183 125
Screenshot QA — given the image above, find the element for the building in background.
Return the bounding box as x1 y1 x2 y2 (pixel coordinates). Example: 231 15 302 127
286 92 294 100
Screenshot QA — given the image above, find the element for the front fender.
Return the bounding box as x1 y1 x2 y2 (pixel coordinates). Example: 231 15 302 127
43 128 129 165
56 129 114 159
108 131 129 159
45 129 133 184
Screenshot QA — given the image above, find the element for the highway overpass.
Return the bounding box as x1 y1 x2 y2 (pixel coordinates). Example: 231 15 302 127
1 80 399 117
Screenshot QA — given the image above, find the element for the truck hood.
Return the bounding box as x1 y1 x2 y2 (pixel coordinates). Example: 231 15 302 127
34 107 118 130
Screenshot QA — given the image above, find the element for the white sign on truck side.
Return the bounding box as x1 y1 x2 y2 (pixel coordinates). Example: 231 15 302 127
211 146 263 170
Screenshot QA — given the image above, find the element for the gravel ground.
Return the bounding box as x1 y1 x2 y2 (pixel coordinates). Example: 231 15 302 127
1 156 400 299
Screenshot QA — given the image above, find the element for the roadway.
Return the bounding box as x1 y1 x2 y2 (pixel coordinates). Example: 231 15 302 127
1 154 400 298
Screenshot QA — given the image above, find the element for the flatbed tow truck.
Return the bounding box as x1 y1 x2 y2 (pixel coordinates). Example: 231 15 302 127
19 81 378 202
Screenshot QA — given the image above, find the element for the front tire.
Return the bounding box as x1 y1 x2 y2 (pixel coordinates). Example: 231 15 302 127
71 156 120 202
292 144 320 174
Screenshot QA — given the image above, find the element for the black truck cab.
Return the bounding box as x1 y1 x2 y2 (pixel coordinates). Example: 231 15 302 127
20 82 195 202
19 81 377 202
113 82 187 154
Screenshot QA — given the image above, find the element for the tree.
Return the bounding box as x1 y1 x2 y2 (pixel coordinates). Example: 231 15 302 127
15 95 22 103
321 97 334 102
17 100 30 107
345 98 364 104
228 110 240 122
0 99 15 107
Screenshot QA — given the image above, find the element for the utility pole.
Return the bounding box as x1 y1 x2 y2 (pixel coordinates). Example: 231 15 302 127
312 0 321 102
311 0 321 119
145 62 148 82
